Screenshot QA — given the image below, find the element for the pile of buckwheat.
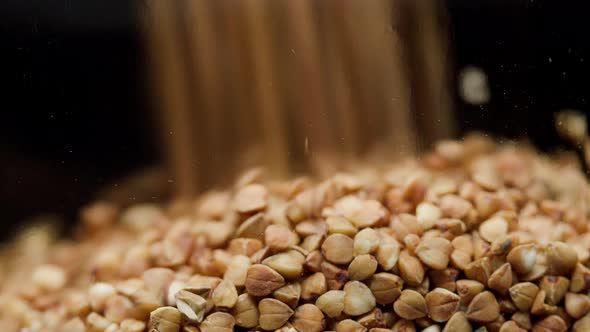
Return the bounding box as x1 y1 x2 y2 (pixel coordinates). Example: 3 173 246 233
3 134 590 332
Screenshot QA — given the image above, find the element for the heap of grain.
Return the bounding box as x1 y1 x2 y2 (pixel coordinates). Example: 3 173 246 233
2 135 590 332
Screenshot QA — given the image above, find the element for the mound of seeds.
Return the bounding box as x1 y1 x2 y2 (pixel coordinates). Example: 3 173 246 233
3 135 590 332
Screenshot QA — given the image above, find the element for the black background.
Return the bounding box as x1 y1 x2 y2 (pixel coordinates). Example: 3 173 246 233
1 0 589 234
448 0 590 147
0 0 157 234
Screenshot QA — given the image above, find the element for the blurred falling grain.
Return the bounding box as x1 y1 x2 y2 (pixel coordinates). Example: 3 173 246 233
400 0 454 150
242 0 289 178
145 0 197 196
145 0 453 195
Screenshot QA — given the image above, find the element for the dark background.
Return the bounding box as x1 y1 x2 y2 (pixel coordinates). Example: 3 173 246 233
448 0 590 147
1 0 589 235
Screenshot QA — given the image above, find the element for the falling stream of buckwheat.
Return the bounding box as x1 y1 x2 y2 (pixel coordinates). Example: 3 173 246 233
144 0 454 197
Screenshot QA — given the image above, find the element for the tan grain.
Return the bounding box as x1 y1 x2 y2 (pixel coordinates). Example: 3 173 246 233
393 290 427 320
